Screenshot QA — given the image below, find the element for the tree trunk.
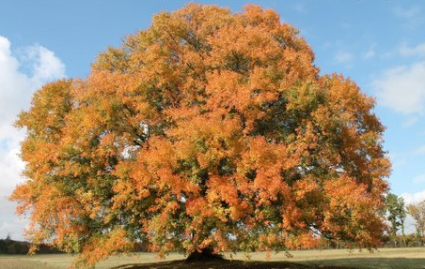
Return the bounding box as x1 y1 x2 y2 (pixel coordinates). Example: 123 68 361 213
186 247 225 262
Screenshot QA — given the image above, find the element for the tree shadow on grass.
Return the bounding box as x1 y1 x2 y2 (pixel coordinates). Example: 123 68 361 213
111 259 354 269
111 257 425 269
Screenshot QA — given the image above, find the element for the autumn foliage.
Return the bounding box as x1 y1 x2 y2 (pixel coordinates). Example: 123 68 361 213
11 4 390 268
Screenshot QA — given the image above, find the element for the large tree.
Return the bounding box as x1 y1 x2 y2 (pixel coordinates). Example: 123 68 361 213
11 4 390 268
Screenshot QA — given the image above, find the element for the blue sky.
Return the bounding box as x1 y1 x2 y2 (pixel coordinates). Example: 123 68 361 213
1 0 425 239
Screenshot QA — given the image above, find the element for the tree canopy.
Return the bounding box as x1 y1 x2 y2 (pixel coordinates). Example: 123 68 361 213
407 201 425 239
11 4 390 268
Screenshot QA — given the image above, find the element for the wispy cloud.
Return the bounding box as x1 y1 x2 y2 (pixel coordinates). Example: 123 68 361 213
393 6 424 29
412 174 425 184
399 42 425 57
373 62 425 115
334 50 353 64
402 116 419 128
293 3 306 13
394 6 421 19
0 36 65 240
414 144 425 155
363 44 376 60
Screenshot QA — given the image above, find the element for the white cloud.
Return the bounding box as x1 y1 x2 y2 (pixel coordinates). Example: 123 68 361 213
401 189 425 205
0 37 31 127
399 42 425 57
373 62 425 114
0 36 65 240
24 45 66 86
0 199 29 241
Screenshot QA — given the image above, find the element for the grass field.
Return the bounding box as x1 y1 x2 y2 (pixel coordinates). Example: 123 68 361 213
0 248 425 269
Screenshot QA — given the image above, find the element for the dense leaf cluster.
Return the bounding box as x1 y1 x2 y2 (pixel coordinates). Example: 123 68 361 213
11 4 390 268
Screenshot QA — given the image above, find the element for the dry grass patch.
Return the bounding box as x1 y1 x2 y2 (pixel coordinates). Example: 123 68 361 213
1 248 425 269
0 258 59 269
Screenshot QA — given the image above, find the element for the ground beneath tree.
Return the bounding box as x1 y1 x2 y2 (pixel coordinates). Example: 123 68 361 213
185 248 225 262
111 260 353 269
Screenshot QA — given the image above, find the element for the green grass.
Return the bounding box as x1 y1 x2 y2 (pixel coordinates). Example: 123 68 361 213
0 248 425 269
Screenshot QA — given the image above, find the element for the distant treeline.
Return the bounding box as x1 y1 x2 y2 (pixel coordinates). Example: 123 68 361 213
381 234 425 248
1 234 422 255
0 237 63 255
0 237 151 255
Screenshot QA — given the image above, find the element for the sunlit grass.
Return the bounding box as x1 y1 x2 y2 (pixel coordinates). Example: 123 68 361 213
244 247 425 268
0 258 59 269
0 253 184 269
